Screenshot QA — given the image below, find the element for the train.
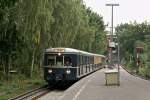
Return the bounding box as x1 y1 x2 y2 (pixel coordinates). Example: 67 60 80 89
43 47 105 85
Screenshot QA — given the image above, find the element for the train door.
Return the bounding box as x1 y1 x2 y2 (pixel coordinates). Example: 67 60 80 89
78 54 82 77
80 55 83 75
86 56 88 73
78 54 81 76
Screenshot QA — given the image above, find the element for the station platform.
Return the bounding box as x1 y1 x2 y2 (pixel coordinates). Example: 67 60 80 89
59 67 150 100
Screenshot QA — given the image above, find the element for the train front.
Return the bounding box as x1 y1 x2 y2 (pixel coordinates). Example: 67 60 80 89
43 48 78 85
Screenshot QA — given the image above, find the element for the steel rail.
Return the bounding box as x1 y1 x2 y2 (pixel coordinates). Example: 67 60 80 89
10 85 50 100
121 65 150 81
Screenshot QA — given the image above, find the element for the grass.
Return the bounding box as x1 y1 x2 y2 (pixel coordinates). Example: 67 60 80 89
0 75 46 100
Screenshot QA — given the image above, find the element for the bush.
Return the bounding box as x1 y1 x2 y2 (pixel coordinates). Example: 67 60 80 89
126 61 135 70
139 63 150 78
139 67 145 77
0 71 5 81
144 62 150 77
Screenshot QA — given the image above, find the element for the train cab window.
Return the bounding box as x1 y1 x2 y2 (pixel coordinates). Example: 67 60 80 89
56 56 63 66
64 56 72 66
47 56 55 66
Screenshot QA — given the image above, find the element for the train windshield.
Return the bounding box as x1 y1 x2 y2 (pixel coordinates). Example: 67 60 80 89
45 54 72 67
56 56 63 66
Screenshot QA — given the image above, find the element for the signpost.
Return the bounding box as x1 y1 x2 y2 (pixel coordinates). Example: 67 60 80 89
136 45 144 73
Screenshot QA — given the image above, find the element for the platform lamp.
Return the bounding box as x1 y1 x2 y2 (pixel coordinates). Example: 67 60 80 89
105 3 119 68
106 3 120 85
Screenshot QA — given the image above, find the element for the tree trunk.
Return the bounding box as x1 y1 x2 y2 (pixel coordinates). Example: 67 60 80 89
5 55 11 80
30 48 36 77
3 60 6 79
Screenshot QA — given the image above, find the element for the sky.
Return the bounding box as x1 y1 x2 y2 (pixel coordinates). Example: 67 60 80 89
83 0 150 28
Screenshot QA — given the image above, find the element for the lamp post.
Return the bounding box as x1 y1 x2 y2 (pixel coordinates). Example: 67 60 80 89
106 4 119 40
106 3 119 68
106 3 120 85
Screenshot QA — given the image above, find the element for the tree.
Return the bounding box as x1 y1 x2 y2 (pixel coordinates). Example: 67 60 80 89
16 0 54 77
0 0 107 80
0 0 22 80
116 22 150 76
86 8 106 53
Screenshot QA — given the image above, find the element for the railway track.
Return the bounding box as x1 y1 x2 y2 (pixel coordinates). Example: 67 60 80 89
10 85 51 100
121 65 150 81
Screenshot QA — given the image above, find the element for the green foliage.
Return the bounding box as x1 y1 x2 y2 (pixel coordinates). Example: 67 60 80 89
0 0 106 80
0 0 23 80
72 7 106 53
139 67 146 77
144 62 150 77
0 76 45 100
86 8 106 54
116 22 150 78
126 60 135 70
139 65 150 78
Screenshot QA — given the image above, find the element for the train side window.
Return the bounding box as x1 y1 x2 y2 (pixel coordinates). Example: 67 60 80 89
78 55 80 66
80 55 82 65
89 57 91 64
86 56 88 65
82 56 84 65
85 56 86 64
86 56 88 64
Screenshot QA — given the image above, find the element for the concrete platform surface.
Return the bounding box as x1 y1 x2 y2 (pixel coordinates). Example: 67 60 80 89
59 67 150 100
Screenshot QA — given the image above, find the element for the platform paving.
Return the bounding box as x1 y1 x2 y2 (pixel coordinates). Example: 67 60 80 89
59 67 150 100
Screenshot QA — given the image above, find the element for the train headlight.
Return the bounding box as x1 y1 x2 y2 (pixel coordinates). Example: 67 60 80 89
48 69 52 73
58 52 61 56
66 69 71 74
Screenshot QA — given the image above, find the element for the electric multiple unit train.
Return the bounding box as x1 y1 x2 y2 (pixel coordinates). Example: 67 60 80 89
43 47 105 85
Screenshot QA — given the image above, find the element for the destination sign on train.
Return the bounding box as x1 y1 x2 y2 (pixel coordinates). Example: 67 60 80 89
54 48 65 52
